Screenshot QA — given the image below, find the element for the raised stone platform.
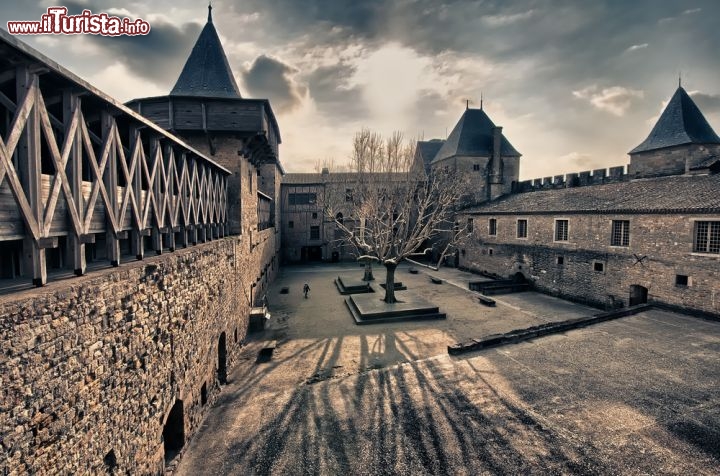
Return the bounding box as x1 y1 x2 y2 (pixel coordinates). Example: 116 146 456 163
378 281 408 291
334 276 374 295
345 292 446 325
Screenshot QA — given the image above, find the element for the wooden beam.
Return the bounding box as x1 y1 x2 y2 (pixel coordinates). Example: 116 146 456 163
64 90 86 275
150 137 163 255
102 111 120 266
37 237 58 249
16 67 46 286
79 234 96 244
129 126 144 260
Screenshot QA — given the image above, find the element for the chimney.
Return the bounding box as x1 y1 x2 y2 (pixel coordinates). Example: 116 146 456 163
492 126 502 168
488 126 504 201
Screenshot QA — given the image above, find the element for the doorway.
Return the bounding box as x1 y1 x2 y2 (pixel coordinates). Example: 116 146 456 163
629 285 648 306
163 399 185 463
218 332 227 384
301 246 322 262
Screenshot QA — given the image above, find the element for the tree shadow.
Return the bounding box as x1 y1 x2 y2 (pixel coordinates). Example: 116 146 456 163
209 342 609 475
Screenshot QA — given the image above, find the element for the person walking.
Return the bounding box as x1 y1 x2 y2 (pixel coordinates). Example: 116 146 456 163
303 283 310 299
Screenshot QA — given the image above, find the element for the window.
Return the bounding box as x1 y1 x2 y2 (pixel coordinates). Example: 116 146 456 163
310 226 320 240
288 192 317 205
345 189 353 202
488 248 493 255
473 164 480 171
489 218 497 236
517 219 528 238
594 262 604 272
694 221 720 254
555 219 569 241
556 256 564 265
675 274 689 286
467 218 473 233
288 221 294 229
611 220 630 246
312 212 318 219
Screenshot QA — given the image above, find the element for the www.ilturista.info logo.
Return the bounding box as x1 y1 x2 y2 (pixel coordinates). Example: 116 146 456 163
7 7 151 36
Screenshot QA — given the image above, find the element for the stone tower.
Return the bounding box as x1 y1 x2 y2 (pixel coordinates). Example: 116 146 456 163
629 85 720 177
430 107 521 204
127 5 283 237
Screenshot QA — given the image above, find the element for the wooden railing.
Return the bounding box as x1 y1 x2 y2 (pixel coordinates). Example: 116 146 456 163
0 31 230 286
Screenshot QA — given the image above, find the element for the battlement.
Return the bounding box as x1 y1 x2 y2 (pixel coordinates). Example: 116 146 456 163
512 165 629 193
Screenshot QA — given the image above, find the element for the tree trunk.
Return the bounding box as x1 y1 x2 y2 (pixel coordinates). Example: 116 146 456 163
383 262 397 303
362 261 375 281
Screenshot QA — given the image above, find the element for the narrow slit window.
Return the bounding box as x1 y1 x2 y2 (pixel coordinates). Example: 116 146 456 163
517 219 527 239
489 218 497 236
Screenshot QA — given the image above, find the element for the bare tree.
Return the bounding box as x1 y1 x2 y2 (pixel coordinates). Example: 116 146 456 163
325 129 470 303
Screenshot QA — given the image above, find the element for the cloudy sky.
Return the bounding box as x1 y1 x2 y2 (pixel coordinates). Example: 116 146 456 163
3 0 720 178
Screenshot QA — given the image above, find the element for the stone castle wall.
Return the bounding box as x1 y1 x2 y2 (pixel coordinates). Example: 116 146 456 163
0 229 278 474
460 213 720 315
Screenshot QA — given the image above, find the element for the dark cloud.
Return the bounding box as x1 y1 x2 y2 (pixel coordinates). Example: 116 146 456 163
305 63 367 119
91 20 201 84
242 55 307 113
59 0 201 85
410 90 453 136
690 92 720 114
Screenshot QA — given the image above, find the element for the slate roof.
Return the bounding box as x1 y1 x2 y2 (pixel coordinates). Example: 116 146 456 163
170 6 242 98
630 86 720 154
432 108 520 164
416 140 445 171
464 174 720 214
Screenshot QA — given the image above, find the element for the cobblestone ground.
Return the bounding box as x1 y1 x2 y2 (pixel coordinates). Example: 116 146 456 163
174 263 720 475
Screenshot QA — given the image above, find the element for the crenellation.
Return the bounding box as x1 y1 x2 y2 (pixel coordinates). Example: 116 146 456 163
608 165 625 177
515 165 636 193
566 172 579 187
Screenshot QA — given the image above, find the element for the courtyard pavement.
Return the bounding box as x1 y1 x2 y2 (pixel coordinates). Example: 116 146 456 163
174 262 720 475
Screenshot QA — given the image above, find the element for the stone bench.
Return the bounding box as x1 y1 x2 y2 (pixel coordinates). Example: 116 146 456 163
478 295 496 307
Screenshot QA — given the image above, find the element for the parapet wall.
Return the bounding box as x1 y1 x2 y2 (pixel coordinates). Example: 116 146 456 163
513 165 629 193
0 231 278 474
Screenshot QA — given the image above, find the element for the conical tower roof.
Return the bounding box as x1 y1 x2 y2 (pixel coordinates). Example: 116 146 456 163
170 5 242 98
630 86 720 154
431 108 520 164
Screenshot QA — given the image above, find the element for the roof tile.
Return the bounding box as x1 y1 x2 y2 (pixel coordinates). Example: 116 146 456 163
466 174 720 214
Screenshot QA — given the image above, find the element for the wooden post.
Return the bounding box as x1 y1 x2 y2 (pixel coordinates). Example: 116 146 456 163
200 223 207 243
163 144 175 251
178 152 188 248
130 126 144 260
102 111 120 266
64 90 86 275
150 137 163 255
17 67 46 286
